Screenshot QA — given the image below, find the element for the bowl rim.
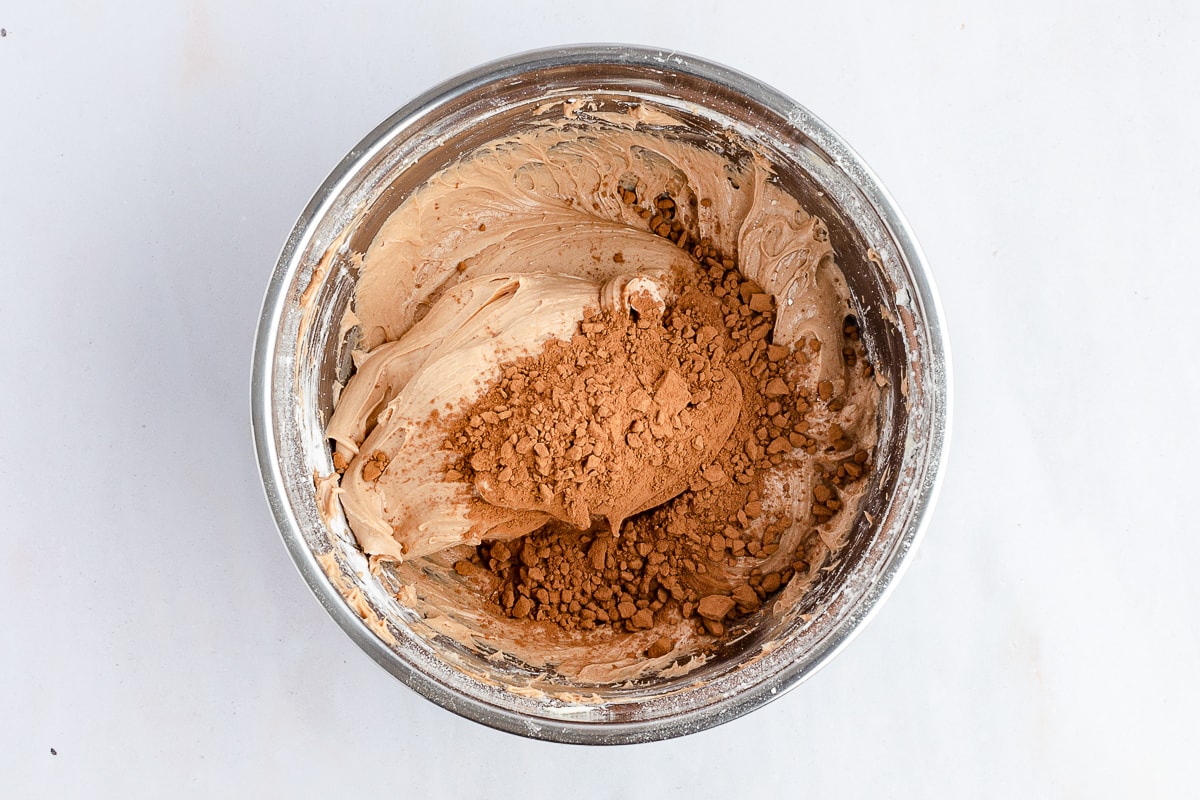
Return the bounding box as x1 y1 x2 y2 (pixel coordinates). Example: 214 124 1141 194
251 43 953 744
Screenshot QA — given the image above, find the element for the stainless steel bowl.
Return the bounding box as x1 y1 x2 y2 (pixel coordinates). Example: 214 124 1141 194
251 45 951 744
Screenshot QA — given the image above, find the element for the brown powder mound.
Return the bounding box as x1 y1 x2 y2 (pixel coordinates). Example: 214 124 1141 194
444 236 873 644
455 292 742 535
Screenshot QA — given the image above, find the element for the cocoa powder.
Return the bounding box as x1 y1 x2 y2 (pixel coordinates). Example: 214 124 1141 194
441 190 874 648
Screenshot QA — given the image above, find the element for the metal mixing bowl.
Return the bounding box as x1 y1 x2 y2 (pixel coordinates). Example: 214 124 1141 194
251 45 951 743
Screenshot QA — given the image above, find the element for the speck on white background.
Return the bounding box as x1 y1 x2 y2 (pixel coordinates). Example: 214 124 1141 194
2 2 1197 798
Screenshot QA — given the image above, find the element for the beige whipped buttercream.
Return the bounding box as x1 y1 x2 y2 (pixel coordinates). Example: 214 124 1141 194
320 108 877 683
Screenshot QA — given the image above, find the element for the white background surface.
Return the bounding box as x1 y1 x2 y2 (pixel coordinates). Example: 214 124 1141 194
3 1 1198 797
